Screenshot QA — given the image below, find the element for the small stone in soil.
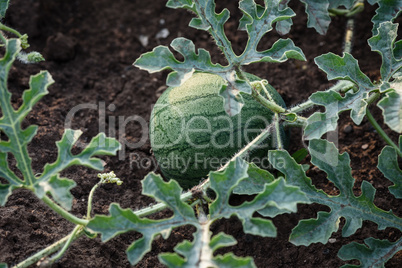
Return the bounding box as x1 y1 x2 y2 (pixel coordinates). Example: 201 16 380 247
155 28 170 39
343 124 353 134
361 144 369 150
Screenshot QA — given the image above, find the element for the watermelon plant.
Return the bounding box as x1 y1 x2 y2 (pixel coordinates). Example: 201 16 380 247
1 0 402 267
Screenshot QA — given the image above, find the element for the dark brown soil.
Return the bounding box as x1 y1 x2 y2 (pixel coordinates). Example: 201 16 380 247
0 0 401 267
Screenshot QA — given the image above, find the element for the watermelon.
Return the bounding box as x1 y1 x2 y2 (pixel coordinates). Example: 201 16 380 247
150 72 287 189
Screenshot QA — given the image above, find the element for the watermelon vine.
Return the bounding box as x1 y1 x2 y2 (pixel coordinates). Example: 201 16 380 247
0 0 401 267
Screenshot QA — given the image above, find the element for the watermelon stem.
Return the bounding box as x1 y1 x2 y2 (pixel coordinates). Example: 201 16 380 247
274 113 283 150
250 81 287 114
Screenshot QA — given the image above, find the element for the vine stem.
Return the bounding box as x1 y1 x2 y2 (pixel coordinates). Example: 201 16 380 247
41 195 88 226
47 225 82 264
250 81 286 114
87 183 100 219
0 23 23 38
366 108 402 158
12 228 85 268
289 80 355 114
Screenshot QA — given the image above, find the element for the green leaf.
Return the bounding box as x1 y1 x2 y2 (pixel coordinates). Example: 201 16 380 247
209 158 309 236
378 145 402 199
159 229 203 267
368 22 402 83
18 71 52 119
0 39 52 203
0 183 14 206
257 178 311 218
275 0 293 35
209 158 249 216
241 38 306 65
290 211 340 245
338 237 402 268
314 53 375 90
238 0 305 64
160 230 255 268
35 129 120 209
0 263 7 268
268 140 402 246
218 77 248 116
304 88 368 139
39 129 120 183
91 158 309 266
88 173 197 265
232 162 275 195
166 0 194 10
377 89 402 133
307 53 377 139
369 0 402 35
0 152 22 187
213 253 256 267
138 1 305 116
209 232 237 252
135 37 227 87
34 175 76 210
141 173 195 219
0 0 9 18
300 0 331 35
135 37 249 116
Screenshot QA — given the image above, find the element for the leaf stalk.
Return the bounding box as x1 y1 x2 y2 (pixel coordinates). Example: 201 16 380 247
41 195 88 226
365 108 402 158
12 227 85 268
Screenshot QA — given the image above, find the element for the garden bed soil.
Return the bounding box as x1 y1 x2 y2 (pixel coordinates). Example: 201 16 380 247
0 0 401 267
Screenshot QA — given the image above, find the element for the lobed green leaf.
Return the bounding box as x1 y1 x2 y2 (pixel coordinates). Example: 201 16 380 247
209 158 249 217
159 229 203 267
159 228 254 268
88 173 198 265
0 38 120 209
238 0 305 64
90 157 309 266
232 162 275 195
209 232 237 252
209 158 309 236
0 39 53 205
137 0 305 116
369 0 402 35
338 237 402 268
34 129 120 210
300 0 331 35
269 140 402 246
368 22 402 83
213 253 256 267
135 37 227 87
307 53 378 139
304 88 368 139
134 37 250 116
378 143 402 199
166 0 194 10
314 52 374 89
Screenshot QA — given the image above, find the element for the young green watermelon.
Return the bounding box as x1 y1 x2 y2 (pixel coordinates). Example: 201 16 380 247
150 72 287 189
